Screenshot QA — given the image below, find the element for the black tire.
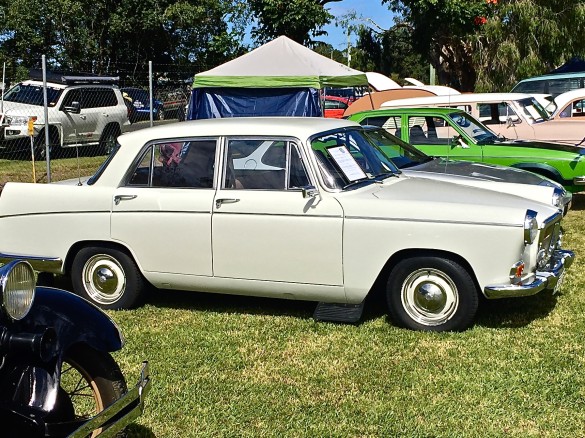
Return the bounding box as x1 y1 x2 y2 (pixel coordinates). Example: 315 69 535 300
386 256 479 332
46 343 127 437
71 246 144 310
99 125 120 155
34 128 61 161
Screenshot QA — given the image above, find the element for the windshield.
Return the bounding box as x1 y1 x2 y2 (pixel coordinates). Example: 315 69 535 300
512 97 549 123
310 128 401 190
3 83 63 107
446 112 498 144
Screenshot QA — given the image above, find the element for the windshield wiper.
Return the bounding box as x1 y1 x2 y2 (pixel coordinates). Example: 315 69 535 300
342 178 373 190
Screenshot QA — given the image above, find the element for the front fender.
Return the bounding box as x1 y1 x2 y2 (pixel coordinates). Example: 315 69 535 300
18 286 124 353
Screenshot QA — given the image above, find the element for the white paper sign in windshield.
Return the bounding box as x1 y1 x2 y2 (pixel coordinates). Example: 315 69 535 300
328 145 367 181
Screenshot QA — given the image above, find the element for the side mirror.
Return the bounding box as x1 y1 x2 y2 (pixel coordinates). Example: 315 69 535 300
506 116 516 127
64 101 81 114
301 185 319 198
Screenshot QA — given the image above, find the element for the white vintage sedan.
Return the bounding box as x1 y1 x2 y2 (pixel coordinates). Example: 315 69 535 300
0 118 575 331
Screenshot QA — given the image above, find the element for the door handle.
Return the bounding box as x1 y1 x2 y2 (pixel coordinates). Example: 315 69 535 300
215 198 240 208
114 194 137 205
79 115 86 120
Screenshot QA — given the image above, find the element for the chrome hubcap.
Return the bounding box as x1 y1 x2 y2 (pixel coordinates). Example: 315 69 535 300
401 268 459 326
82 254 126 305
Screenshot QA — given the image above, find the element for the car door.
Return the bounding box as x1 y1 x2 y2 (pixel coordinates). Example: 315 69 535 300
59 88 90 146
111 139 217 277
212 137 344 289
404 115 484 161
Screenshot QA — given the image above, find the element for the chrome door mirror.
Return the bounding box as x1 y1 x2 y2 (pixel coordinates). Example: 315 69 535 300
301 185 319 198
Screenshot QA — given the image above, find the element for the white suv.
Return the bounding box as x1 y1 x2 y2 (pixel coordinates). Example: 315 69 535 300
0 73 130 158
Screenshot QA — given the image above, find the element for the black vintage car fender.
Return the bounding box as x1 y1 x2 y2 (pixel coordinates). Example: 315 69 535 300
16 286 124 353
0 286 124 434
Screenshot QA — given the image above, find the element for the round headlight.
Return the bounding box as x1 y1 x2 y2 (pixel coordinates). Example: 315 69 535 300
524 210 538 244
1 261 36 320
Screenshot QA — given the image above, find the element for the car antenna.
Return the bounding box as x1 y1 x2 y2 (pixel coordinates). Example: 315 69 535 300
75 146 82 186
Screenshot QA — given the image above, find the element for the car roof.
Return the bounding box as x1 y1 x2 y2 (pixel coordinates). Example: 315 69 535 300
117 117 361 146
350 107 465 118
381 92 536 108
515 72 585 83
551 88 585 108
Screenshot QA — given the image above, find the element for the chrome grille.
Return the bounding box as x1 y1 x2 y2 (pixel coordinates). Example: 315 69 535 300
537 215 562 269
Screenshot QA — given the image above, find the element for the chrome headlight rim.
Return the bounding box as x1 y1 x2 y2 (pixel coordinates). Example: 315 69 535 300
0 261 36 321
524 209 538 244
552 187 566 208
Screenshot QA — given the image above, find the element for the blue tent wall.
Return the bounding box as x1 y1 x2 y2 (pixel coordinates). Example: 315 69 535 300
187 87 322 120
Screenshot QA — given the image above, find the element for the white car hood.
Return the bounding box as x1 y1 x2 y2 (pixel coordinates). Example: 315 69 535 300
401 158 560 207
337 176 559 227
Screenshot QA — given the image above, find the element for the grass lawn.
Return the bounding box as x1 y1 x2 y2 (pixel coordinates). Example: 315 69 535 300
93 196 585 437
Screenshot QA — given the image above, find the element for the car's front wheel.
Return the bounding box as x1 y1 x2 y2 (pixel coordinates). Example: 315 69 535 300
71 246 144 310
386 256 478 332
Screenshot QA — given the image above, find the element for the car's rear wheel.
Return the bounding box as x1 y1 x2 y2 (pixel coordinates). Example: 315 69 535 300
99 125 120 155
71 246 144 310
386 256 478 332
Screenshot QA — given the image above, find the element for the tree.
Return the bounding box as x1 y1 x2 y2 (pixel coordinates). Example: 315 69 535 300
247 0 340 45
473 0 585 91
384 0 585 91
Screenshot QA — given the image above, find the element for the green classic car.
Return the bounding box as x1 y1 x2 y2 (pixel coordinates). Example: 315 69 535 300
348 107 585 193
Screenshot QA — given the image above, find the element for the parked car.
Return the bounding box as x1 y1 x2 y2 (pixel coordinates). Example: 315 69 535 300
323 95 351 118
380 92 585 146
121 87 165 123
0 71 130 158
0 118 574 332
544 88 585 120
511 72 585 97
349 107 585 193
0 260 150 436
156 87 189 121
337 117 571 211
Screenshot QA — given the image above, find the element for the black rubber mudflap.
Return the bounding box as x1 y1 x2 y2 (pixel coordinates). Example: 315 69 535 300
313 302 364 324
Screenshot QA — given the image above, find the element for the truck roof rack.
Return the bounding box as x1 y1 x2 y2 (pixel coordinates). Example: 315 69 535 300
28 69 120 85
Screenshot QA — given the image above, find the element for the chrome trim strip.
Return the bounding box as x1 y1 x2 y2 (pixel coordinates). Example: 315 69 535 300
212 212 342 219
484 249 575 299
0 211 110 219
69 361 151 438
0 253 63 272
573 176 585 185
345 216 520 227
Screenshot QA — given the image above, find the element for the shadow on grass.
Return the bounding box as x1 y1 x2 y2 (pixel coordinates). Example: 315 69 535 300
53 274 557 329
475 290 559 329
569 193 585 211
125 423 156 438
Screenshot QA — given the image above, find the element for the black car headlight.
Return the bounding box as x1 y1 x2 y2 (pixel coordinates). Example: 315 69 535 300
0 261 36 320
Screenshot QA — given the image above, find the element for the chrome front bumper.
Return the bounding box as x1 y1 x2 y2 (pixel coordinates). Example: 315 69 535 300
484 249 575 299
69 361 151 437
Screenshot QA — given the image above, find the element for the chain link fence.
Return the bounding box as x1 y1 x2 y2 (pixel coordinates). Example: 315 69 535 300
0 61 195 191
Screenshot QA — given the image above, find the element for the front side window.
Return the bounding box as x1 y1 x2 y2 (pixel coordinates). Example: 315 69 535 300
127 139 217 188
224 138 309 190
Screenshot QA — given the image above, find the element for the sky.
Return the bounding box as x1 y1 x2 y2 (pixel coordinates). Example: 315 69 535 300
323 0 395 52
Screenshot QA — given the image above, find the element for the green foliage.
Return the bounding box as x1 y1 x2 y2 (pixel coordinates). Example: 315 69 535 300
474 0 585 91
353 25 429 84
384 0 585 91
247 0 338 45
0 0 248 78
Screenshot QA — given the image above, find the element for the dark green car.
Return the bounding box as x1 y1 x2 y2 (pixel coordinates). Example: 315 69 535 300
348 107 585 192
